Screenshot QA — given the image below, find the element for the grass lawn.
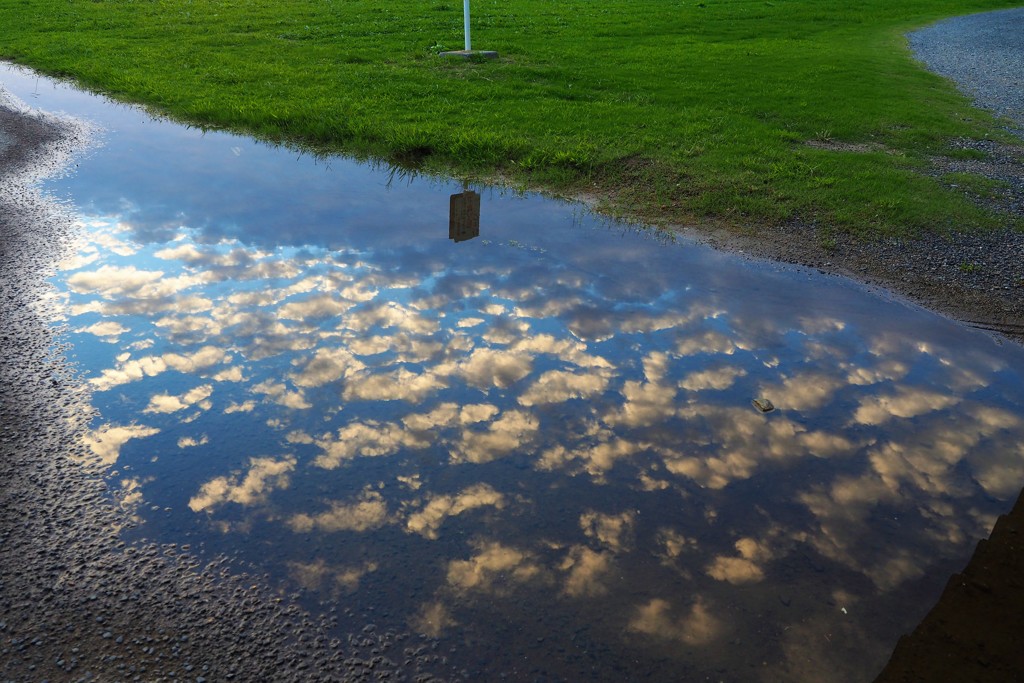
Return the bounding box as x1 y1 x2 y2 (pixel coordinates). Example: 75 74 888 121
0 0 1021 238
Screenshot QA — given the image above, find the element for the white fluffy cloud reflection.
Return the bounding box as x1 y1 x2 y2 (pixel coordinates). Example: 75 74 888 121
57 211 1024 681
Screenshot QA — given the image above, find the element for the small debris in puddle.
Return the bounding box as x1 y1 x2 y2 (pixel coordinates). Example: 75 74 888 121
752 398 775 413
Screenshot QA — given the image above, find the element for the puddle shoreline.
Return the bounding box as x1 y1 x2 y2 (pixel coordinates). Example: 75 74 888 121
4 52 1024 349
662 211 1024 346
875 484 1024 681
669 11 1024 346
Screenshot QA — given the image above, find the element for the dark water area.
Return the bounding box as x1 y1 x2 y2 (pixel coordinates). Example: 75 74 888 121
4 62 1024 682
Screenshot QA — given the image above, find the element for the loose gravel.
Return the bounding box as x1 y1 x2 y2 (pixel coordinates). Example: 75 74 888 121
909 8 1024 134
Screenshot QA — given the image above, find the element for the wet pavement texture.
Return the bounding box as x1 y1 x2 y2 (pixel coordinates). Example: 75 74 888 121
3 62 1024 682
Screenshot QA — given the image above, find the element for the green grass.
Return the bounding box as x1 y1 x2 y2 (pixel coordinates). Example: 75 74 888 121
942 171 1012 196
1 0 1021 237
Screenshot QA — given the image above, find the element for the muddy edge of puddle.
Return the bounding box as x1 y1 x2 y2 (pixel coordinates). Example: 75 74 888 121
0 102 459 682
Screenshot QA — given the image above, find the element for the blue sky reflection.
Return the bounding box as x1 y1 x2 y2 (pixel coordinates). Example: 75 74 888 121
9 59 1024 683
53 203 1024 682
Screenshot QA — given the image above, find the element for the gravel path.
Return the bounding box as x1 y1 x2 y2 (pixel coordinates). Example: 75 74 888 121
909 8 1024 133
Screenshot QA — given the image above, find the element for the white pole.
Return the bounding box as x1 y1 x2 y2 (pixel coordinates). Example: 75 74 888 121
463 0 471 51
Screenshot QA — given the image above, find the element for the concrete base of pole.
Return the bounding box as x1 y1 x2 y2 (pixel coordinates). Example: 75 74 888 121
438 50 498 59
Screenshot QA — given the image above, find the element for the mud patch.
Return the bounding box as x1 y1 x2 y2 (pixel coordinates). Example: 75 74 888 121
874 486 1024 682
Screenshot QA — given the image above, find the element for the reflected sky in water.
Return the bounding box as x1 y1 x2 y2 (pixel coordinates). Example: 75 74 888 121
6 62 1024 682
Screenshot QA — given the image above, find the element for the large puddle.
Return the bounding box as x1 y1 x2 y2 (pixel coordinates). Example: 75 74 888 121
5 62 1024 682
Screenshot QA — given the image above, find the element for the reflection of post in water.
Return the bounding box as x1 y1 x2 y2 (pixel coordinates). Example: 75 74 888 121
449 188 480 243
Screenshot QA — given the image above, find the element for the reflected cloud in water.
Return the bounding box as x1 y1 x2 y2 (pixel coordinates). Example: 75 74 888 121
54 205 1024 681
14 58 1024 682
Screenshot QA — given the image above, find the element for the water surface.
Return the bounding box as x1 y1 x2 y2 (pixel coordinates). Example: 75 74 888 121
5 62 1024 682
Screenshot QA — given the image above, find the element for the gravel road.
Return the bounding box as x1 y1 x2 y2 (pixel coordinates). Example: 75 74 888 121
909 7 1024 133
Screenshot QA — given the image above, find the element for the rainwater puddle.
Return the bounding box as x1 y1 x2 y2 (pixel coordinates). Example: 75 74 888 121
5 62 1024 682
